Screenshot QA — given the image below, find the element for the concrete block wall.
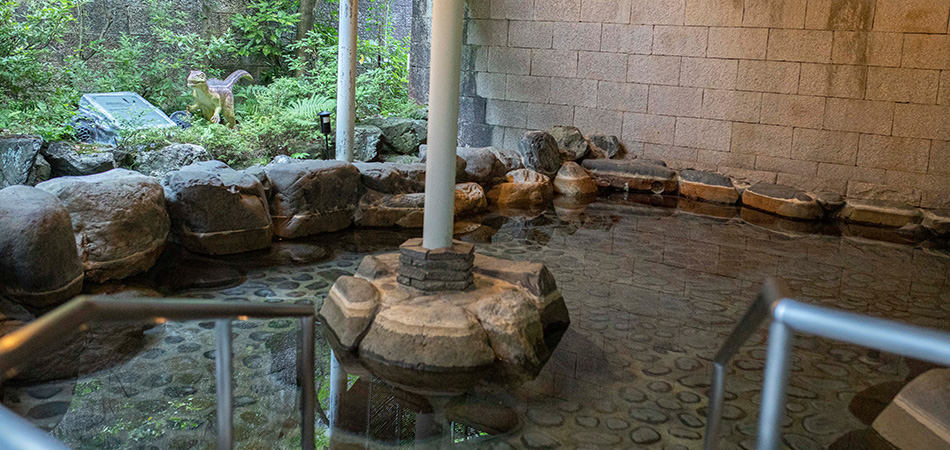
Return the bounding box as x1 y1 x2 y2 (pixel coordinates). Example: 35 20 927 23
412 0 950 208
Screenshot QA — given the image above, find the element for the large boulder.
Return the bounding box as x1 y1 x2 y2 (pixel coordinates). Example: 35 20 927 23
549 126 589 161
741 183 823 221
361 117 428 155
487 169 554 210
40 141 117 177
0 135 44 188
456 147 507 184
26 155 51 185
266 160 361 238
553 162 598 196
588 135 621 159
133 143 211 178
418 144 468 181
0 186 84 309
489 147 524 172
354 190 426 228
163 161 273 255
679 170 739 204
518 131 562 178
37 169 170 282
581 159 678 194
455 182 488 216
352 162 426 194
353 125 383 162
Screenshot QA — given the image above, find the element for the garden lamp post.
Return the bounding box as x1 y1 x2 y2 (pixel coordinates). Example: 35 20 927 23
335 0 357 162
319 111 332 160
422 0 464 250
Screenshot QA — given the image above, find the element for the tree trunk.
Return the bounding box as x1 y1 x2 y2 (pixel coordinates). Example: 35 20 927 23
294 0 318 76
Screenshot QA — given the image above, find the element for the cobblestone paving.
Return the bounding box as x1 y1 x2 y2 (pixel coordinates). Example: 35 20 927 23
5 198 950 449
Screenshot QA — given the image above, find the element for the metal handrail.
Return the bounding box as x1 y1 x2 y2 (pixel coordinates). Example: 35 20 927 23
703 278 950 450
0 295 320 450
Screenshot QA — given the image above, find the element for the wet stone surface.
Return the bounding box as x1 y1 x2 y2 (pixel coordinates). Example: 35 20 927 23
3 197 950 448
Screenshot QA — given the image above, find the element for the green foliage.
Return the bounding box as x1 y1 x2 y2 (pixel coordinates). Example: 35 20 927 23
0 0 80 98
231 0 301 81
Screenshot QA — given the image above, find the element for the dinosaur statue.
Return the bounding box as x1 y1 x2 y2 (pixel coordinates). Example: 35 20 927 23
186 70 253 128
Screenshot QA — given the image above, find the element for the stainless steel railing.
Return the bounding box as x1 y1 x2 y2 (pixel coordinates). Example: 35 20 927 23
703 278 950 450
0 295 322 450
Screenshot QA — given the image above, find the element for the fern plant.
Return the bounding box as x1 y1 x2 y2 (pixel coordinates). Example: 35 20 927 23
287 94 335 127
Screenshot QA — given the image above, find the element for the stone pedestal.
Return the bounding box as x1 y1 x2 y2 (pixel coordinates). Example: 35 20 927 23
397 238 474 291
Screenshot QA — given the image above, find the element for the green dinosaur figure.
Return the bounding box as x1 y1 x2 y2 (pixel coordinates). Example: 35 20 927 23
186 70 253 128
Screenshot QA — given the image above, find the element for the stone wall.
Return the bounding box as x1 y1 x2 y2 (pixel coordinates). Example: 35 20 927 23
412 0 950 208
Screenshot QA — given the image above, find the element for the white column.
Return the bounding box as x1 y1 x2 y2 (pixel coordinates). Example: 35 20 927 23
422 0 464 250
335 0 357 161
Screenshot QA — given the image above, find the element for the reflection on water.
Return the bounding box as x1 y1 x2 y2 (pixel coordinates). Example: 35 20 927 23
4 194 950 449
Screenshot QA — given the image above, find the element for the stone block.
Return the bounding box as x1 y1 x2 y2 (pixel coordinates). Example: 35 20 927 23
596 81 648 113
874 0 950 33
319 276 380 350
600 24 653 54
534 0 580 21
839 199 922 227
767 29 833 63
525 103 575 130
791 128 858 165
508 20 553 48
506 75 552 103
631 0 685 25
678 169 738 204
873 369 950 450
799 63 867 99
643 143 698 162
902 34 950 70
742 0 806 27
805 0 875 30
488 46 531 74
857 135 930 173
577 51 628 82
824 98 894 135
941 71 950 105
648 85 703 117
573 107 624 136
893 104 950 141
698 149 756 169
552 22 602 50
731 123 792 158
922 210 950 235
467 20 508 46
760 94 825 129
580 0 631 23
754 156 818 177
622 112 676 145
680 57 738 89
736 60 801 94
627 55 682 86
930 140 950 174
652 25 708 57
674 117 731 151
866 67 940 104
702 89 762 123
582 159 679 193
476 72 507 99
832 31 902 67
486 99 528 128
741 183 823 220
847 181 922 206
550 77 598 107
707 27 768 60
685 0 742 26
530 49 578 78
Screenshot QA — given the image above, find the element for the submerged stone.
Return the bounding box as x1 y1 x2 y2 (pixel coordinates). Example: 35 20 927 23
741 183 823 221
678 170 739 205
582 159 678 194
839 199 922 228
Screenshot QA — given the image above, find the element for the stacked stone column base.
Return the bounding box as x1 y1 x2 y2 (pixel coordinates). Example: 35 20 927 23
397 238 474 291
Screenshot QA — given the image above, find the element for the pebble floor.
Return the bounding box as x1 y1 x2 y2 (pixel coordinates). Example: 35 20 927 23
5 197 950 449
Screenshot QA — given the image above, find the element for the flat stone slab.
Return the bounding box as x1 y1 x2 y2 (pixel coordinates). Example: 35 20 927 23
839 199 922 228
352 162 426 194
922 209 950 235
581 159 678 194
873 369 950 450
741 183 823 221
678 170 739 204
319 276 380 351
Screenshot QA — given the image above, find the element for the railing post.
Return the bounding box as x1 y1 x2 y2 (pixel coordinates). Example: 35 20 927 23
215 319 233 450
702 362 727 450
299 316 316 450
757 319 795 450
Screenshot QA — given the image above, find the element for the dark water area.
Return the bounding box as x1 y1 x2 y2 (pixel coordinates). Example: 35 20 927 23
4 194 950 449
